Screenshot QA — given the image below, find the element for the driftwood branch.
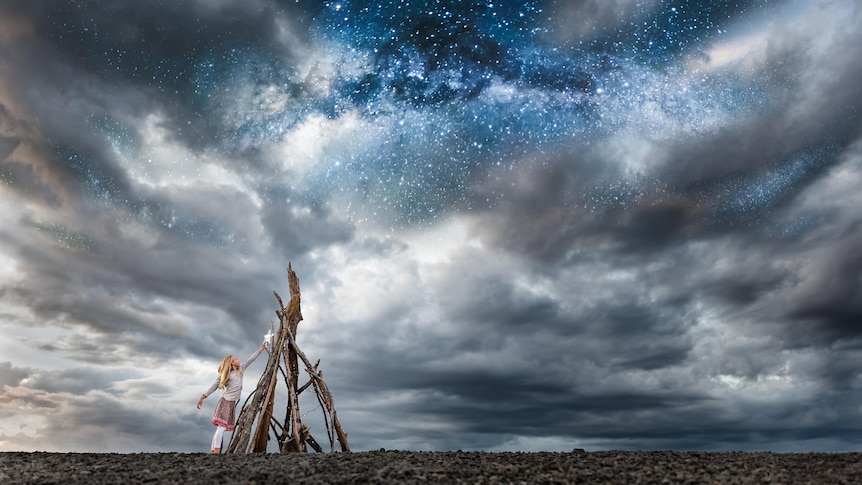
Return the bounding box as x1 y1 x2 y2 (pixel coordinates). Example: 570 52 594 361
224 264 349 454
284 325 351 452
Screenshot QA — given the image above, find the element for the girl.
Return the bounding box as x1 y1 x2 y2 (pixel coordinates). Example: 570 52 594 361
197 339 268 453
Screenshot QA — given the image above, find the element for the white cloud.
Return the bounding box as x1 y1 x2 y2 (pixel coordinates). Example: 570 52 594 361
128 114 250 193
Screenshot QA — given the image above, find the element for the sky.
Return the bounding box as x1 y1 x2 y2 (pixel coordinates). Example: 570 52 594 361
0 0 861 454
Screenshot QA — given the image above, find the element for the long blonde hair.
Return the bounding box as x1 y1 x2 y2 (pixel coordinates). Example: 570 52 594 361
217 355 243 389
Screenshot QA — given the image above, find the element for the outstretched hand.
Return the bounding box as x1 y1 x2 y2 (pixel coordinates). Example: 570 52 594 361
196 395 205 409
259 339 269 351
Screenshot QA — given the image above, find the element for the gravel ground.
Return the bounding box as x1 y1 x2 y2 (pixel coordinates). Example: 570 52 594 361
1 450 860 484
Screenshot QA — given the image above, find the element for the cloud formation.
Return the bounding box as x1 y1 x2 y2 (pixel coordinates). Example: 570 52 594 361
0 0 860 452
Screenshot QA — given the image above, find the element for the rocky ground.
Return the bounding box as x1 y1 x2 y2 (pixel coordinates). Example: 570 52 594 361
1 450 860 484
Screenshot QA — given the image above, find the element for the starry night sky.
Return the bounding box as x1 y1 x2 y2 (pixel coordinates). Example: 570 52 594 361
1 0 861 453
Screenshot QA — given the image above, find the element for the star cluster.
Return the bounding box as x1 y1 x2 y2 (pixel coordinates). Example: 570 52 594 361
35 0 800 228
206 0 787 226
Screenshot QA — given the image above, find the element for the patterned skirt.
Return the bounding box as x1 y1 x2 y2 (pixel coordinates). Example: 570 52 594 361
212 397 237 431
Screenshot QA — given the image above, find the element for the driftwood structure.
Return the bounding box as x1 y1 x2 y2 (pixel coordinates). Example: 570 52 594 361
226 264 350 453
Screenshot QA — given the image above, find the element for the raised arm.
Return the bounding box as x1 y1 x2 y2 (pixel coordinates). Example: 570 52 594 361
241 340 269 371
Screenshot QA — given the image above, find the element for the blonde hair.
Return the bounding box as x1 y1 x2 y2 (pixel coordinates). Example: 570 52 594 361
217 355 243 389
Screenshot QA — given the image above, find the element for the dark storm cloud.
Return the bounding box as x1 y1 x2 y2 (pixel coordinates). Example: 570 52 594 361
259 186 355 259
0 179 285 365
21 366 140 395
469 13 862 261
548 0 763 59
0 134 17 161
0 0 322 177
0 362 29 387
3 0 306 149
0 381 206 452
0 0 336 363
785 234 862 347
311 243 710 450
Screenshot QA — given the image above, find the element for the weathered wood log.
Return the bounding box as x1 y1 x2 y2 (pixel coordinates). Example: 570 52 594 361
332 410 350 453
283 424 315 453
311 367 350 452
297 360 320 395
285 325 351 452
309 371 334 449
250 358 279 452
227 311 290 453
273 266 305 453
305 431 323 453
224 264 348 454
282 354 303 453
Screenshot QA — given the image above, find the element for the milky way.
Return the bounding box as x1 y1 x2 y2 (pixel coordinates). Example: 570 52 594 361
221 1 779 225
40 0 792 229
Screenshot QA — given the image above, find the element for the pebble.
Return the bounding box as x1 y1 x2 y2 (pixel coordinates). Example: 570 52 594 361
0 450 860 484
